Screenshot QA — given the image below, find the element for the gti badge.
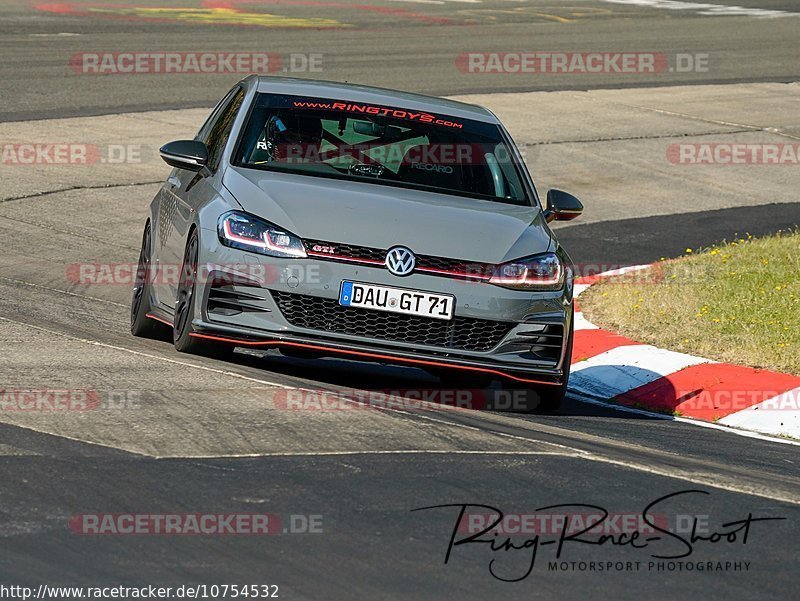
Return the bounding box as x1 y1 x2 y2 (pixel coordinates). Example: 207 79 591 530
385 246 416 276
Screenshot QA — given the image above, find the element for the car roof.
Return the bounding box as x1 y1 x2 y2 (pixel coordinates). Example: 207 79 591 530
249 76 499 124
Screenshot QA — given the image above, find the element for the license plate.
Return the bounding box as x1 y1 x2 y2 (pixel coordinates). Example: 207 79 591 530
339 281 455 321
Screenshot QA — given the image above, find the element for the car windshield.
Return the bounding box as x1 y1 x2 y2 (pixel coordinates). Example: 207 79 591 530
234 93 530 205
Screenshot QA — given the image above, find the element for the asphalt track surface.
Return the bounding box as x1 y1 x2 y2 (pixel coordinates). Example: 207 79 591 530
1 2 800 600
0 0 799 120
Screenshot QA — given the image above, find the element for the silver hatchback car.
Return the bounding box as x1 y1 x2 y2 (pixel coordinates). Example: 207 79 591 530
131 76 583 411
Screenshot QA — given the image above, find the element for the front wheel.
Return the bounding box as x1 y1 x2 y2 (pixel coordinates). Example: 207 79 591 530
172 230 232 359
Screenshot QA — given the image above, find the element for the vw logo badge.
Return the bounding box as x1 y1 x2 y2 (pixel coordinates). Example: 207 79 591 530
385 246 416 276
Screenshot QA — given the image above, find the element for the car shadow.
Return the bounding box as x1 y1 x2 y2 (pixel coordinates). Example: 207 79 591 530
225 348 673 420
562 363 679 418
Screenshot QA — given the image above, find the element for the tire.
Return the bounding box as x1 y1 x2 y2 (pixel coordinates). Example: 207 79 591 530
130 221 161 338
490 311 574 413
172 229 232 359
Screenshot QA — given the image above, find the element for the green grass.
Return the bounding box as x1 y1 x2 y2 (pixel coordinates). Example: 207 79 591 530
581 230 800 375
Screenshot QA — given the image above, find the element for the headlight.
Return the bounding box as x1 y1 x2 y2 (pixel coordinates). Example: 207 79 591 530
489 253 563 290
218 211 307 258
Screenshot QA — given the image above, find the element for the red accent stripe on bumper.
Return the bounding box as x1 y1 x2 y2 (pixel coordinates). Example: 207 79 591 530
306 252 493 281
187 331 560 386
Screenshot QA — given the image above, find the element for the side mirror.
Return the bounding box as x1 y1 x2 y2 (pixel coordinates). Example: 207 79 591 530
159 140 209 172
544 189 583 223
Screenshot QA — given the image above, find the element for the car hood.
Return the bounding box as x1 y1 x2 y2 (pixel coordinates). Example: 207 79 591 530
223 167 553 264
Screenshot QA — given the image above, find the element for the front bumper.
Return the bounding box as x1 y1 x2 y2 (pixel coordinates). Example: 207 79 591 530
184 227 574 384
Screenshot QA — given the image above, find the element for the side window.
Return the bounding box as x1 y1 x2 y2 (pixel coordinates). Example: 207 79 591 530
196 86 239 142
202 87 245 172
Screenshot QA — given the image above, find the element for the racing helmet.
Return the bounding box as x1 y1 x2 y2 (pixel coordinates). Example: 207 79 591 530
261 113 323 162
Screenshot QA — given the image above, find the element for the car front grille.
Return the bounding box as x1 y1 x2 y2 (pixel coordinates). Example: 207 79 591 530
303 239 494 280
271 291 513 352
305 240 386 263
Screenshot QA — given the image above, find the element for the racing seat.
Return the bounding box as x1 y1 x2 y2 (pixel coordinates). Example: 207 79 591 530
396 143 496 197
396 143 467 191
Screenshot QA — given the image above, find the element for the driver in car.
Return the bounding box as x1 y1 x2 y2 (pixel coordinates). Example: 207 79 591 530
250 114 323 164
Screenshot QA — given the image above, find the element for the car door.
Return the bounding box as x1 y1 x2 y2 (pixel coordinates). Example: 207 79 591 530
154 86 245 311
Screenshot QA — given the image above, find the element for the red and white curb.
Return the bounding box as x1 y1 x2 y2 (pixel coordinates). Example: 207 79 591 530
570 266 800 441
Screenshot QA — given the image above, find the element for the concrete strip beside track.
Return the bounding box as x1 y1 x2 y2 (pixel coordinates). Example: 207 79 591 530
1 83 798 225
